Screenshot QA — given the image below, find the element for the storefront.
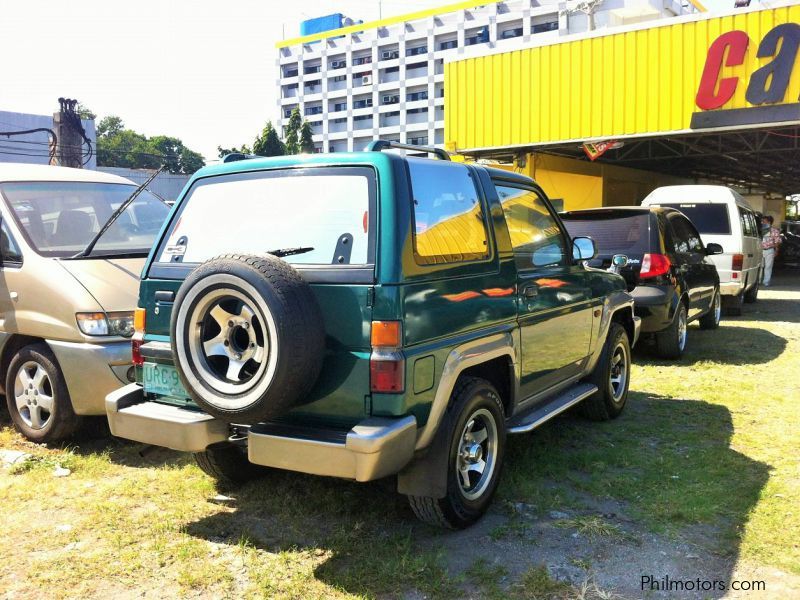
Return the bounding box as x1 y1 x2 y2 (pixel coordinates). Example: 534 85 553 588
444 1 800 217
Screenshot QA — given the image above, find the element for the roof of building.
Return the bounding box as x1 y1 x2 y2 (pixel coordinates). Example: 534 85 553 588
0 163 134 185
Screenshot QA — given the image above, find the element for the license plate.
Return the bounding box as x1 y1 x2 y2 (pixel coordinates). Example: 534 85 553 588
143 363 187 398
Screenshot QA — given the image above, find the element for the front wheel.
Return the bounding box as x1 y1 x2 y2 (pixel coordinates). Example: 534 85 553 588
5 343 81 443
408 377 506 529
581 323 631 421
699 288 722 330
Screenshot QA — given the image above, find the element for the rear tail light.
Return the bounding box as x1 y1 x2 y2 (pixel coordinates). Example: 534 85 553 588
639 253 671 279
732 253 744 271
370 321 404 393
132 308 146 367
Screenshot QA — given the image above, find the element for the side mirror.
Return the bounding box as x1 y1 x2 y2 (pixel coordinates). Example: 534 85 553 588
705 243 723 255
608 254 629 275
572 236 596 261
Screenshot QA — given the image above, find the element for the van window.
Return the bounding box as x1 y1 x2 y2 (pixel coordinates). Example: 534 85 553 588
739 207 757 237
408 159 489 265
657 203 731 235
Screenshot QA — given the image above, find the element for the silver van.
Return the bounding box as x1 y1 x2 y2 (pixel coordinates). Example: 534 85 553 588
641 185 763 315
0 164 170 442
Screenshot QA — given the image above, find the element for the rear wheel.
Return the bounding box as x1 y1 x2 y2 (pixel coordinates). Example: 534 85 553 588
581 323 631 421
723 291 744 316
5 344 81 443
655 303 688 359
194 442 268 486
408 377 505 529
744 277 759 303
699 287 722 330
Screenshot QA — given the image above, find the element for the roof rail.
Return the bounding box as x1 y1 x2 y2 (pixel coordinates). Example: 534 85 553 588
222 152 260 163
366 140 451 161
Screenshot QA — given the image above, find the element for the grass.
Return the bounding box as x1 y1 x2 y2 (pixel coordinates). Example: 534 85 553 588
1 277 798 597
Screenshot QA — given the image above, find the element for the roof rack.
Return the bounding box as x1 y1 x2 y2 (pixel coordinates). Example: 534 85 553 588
222 152 260 163
366 140 450 161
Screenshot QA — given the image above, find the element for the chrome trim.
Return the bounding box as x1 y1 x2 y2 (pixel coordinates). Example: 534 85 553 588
415 332 517 451
140 341 172 360
248 415 417 482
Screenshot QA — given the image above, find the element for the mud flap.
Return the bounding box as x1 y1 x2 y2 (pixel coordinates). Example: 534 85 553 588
396 408 455 499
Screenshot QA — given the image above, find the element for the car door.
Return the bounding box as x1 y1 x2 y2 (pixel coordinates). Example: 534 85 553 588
667 213 715 318
739 207 761 285
493 182 594 401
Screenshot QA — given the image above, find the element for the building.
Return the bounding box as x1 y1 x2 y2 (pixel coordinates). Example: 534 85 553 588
275 0 699 153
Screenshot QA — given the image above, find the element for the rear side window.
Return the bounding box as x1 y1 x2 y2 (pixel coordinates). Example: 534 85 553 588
156 168 374 266
656 203 731 235
561 213 650 257
669 214 704 254
408 159 489 265
739 207 757 237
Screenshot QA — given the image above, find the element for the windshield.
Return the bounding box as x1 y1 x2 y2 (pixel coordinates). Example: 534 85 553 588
155 168 373 265
651 203 731 235
1 181 169 258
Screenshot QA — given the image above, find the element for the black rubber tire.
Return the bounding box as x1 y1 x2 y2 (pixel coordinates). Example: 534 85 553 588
5 343 81 443
744 277 759 303
194 442 267 486
699 287 721 330
655 302 687 359
581 323 631 421
723 291 744 316
408 377 506 529
171 254 325 424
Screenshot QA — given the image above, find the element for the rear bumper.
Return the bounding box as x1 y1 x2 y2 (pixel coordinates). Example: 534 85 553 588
630 285 674 333
720 281 745 296
105 384 417 481
49 340 133 415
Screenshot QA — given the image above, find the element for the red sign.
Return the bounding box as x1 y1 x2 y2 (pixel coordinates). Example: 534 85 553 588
582 140 618 161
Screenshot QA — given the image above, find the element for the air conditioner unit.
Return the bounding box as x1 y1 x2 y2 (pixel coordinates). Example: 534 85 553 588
383 95 399 104
381 50 398 60
361 75 372 85
330 60 345 69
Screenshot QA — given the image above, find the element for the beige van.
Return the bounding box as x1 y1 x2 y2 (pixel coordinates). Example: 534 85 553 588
0 164 170 442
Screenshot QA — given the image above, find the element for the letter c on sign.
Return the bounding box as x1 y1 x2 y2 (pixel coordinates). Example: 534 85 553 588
696 30 749 110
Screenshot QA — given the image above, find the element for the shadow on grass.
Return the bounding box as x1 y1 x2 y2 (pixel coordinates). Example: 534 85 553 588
180 392 769 599
635 324 786 366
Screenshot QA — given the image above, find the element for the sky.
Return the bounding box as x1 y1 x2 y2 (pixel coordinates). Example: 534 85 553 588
0 0 740 162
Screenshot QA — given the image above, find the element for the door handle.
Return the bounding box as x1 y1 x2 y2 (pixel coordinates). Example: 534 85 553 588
522 284 538 298
9 291 17 301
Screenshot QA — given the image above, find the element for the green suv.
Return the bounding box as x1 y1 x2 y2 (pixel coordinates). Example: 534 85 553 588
106 142 640 529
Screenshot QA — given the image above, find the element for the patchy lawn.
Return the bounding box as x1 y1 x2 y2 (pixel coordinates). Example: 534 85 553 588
1 273 799 599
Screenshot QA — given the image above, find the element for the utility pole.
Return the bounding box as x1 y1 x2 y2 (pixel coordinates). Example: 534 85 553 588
53 98 84 168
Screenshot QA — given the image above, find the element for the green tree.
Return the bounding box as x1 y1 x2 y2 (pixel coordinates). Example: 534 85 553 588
299 120 315 154
217 144 251 159
284 108 302 155
97 115 124 138
76 103 97 120
253 121 285 157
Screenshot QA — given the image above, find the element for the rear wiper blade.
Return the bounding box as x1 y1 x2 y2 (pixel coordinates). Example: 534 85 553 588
70 166 165 259
266 247 314 258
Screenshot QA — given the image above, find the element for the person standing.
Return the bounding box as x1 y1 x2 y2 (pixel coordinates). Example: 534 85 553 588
761 215 782 287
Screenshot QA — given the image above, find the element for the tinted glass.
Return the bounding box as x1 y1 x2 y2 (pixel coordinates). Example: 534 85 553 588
496 185 567 269
408 159 489 265
1 221 22 264
561 213 650 257
653 203 731 235
1 182 168 257
157 169 372 265
670 215 704 253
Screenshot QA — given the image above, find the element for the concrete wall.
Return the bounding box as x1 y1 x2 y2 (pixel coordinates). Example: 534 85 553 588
96 167 190 202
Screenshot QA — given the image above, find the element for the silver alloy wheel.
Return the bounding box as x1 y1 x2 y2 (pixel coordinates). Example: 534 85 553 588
677 308 688 351
14 361 54 430
609 341 629 403
713 291 721 324
188 288 269 393
456 407 498 501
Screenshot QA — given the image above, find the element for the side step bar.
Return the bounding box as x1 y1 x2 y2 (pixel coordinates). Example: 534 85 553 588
507 383 598 434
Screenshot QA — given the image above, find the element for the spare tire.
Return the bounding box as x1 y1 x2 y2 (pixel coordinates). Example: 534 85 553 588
171 254 325 424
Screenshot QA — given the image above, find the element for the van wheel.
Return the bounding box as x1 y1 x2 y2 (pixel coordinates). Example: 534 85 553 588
581 323 630 421
655 303 688 359
699 288 722 330
723 292 744 316
5 344 81 443
744 278 759 303
194 442 268 486
408 377 505 529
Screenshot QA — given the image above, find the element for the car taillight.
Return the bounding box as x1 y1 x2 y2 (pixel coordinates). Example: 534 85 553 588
132 308 146 367
639 253 671 279
370 321 404 393
732 253 744 271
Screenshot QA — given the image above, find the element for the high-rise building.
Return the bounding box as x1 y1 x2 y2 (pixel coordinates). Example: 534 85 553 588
276 0 698 152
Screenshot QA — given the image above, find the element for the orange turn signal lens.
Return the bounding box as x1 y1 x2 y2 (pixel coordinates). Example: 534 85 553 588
134 307 146 333
371 321 401 348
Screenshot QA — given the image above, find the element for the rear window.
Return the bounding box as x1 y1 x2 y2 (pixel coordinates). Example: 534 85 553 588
652 203 731 235
561 213 650 256
155 168 374 265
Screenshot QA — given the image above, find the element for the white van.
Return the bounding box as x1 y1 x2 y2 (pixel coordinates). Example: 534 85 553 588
641 185 762 315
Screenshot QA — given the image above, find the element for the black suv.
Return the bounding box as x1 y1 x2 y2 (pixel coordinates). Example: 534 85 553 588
561 207 722 359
